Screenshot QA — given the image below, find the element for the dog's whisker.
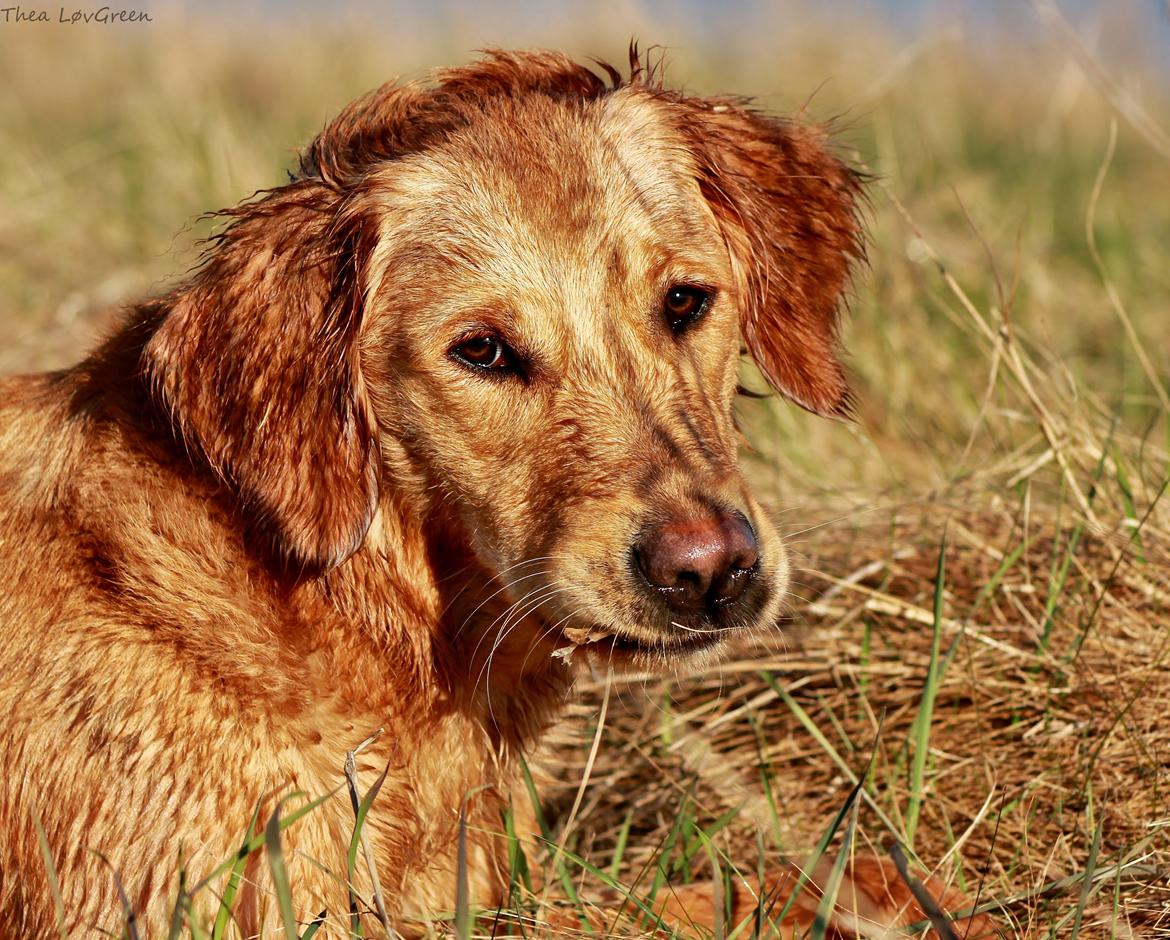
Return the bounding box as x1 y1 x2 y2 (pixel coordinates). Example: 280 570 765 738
474 584 571 702
449 552 584 638
476 586 564 684
453 565 553 638
464 575 568 656
669 619 731 636
465 580 559 678
481 588 573 726
782 504 886 540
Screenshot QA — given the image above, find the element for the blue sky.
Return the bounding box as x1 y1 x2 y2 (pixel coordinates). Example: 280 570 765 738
248 0 1170 66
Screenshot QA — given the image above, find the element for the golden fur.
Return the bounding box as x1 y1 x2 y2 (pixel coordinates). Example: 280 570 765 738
0 49 992 938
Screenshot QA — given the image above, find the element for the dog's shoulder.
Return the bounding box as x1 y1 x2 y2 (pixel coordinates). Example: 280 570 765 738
0 340 247 625
0 369 91 517
0 343 333 737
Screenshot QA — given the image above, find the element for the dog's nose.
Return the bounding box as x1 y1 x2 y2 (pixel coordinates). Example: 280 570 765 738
634 512 759 613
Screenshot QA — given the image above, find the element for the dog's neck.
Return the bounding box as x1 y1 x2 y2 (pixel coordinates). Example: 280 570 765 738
322 488 576 753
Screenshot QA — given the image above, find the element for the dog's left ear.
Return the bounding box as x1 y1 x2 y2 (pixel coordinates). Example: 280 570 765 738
673 98 866 416
142 186 381 572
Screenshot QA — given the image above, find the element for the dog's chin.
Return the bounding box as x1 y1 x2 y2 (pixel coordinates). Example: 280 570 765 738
548 621 737 675
536 576 779 675
592 632 731 674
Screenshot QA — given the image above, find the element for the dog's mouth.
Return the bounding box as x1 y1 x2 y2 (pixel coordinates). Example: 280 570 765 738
514 550 777 671
549 621 731 667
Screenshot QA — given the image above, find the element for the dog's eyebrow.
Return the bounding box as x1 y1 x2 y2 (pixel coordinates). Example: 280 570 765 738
388 228 493 280
605 245 628 283
592 109 676 222
596 98 713 227
608 148 659 220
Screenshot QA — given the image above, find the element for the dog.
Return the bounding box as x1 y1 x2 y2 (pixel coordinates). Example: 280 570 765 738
0 49 993 938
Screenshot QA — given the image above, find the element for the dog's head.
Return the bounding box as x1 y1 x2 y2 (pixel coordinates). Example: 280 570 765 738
143 50 864 670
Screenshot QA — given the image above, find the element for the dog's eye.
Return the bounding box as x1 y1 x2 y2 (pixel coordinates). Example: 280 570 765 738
450 334 517 373
663 286 711 332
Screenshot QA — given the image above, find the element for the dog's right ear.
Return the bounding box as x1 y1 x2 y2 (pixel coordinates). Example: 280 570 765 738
142 182 382 573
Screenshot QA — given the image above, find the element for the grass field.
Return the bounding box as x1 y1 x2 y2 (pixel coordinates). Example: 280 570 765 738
2 2 1169 937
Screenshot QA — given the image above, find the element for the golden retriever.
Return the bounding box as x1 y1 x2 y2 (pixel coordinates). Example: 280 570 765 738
0 49 992 938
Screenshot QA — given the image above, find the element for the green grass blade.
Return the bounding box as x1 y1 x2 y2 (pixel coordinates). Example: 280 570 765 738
31 806 68 940
211 799 263 940
969 534 1030 615
1069 810 1104 939
906 533 947 848
187 903 209 940
647 786 691 902
535 838 665 925
608 808 634 881
748 714 785 851
455 804 471 940
767 775 864 931
502 803 533 900
347 762 390 938
1038 517 1085 653
697 830 725 940
808 805 857 940
192 786 340 896
264 800 301 940
1039 429 1111 654
519 755 579 904
518 755 551 841
165 863 186 940
764 716 887 935
300 910 327 939
761 674 854 791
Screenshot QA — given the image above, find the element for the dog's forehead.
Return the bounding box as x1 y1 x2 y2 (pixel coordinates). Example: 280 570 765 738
382 93 723 271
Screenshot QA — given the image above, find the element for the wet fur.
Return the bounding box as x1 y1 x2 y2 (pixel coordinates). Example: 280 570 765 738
0 49 988 937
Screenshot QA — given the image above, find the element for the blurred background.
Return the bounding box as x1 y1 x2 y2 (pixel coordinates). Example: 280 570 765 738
2 0 1167 497
3 2 1169 936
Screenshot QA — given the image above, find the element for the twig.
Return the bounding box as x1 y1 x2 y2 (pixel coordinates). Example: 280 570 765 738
1030 0 1170 161
1085 119 1170 412
542 667 613 910
344 729 395 938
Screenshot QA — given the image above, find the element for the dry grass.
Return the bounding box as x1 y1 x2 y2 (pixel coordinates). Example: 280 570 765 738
2 2 1168 937
546 497 1170 937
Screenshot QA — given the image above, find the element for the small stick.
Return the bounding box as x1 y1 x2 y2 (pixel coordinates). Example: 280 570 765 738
344 729 396 938
887 843 960 940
